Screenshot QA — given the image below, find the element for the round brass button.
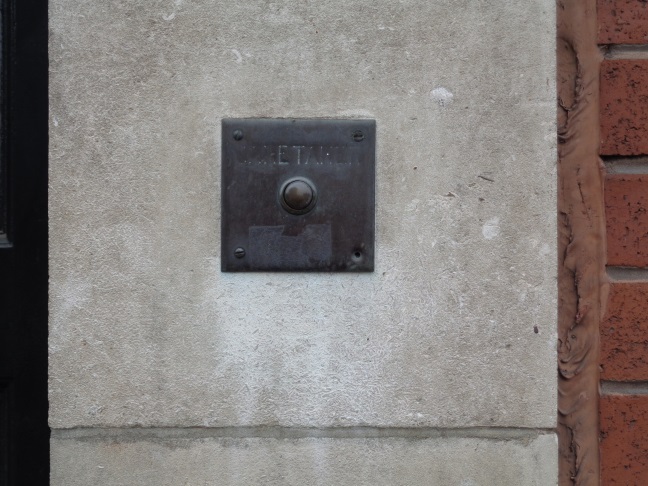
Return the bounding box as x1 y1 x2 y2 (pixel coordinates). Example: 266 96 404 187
283 180 313 210
279 178 317 214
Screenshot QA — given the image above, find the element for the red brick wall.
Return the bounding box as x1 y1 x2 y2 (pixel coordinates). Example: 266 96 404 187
601 283 648 381
599 0 648 45
600 61 648 156
605 175 648 267
600 395 648 484
599 3 648 484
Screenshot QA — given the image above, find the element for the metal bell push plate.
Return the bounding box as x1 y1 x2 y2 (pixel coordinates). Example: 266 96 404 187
221 118 375 272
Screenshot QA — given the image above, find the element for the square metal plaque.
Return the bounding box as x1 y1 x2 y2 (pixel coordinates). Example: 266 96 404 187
221 118 375 272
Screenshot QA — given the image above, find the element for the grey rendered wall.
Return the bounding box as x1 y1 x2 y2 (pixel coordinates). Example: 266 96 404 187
49 0 557 484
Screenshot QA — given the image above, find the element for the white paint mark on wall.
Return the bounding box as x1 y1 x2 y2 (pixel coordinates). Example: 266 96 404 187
482 217 500 240
431 87 454 106
231 49 243 63
163 0 183 20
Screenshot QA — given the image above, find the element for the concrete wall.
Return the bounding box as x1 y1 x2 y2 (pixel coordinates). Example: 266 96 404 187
49 0 557 484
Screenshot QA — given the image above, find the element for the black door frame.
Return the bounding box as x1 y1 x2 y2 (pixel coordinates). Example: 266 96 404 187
0 0 49 483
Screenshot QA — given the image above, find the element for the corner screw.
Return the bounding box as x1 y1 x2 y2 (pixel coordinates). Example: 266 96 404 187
234 247 246 259
233 129 244 141
352 130 364 142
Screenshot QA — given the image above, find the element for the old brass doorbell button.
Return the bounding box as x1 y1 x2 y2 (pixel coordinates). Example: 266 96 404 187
280 177 317 215
221 118 375 272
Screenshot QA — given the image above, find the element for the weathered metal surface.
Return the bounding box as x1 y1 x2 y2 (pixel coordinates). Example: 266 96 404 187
221 118 375 272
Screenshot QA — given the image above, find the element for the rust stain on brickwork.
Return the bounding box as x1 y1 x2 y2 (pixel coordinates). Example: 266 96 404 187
557 1 608 484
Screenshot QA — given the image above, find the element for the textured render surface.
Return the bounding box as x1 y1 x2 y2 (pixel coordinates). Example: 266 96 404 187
605 175 648 267
600 395 648 485
51 434 558 486
601 282 648 380
598 0 648 44
600 60 648 155
49 0 556 428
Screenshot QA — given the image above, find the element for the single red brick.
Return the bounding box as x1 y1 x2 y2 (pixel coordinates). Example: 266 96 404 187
601 283 648 380
600 60 648 156
599 0 648 44
601 395 648 485
605 175 648 266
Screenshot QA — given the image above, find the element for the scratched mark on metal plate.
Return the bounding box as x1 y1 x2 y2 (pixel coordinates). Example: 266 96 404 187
248 224 332 269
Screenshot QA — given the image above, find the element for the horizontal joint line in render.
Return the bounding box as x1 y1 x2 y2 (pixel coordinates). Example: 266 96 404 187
601 381 648 396
607 266 648 282
603 44 648 59
51 426 555 441
603 156 648 174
